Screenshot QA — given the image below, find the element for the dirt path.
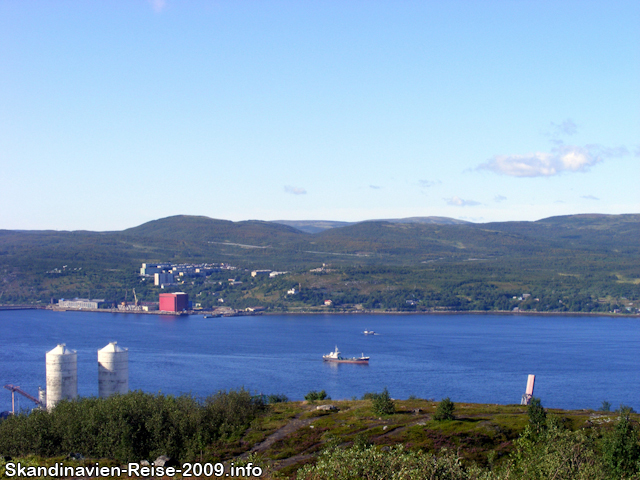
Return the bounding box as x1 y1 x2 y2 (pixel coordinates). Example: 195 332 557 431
239 411 318 460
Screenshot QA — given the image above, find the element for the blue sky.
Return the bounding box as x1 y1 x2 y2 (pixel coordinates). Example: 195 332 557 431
1 1 638 231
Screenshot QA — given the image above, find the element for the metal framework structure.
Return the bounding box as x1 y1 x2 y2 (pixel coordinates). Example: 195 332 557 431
3 384 43 414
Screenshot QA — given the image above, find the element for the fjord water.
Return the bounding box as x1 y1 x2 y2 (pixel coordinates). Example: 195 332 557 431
1 310 638 413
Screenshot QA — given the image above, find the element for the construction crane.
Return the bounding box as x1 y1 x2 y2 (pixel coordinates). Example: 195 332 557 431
3 384 43 414
133 288 139 306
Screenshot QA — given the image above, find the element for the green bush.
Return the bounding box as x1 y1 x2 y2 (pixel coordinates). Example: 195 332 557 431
506 419 607 479
616 404 637 414
371 387 395 416
433 397 455 421
361 392 379 400
266 394 289 404
601 408 640 478
305 390 329 402
599 400 612 412
527 397 546 432
296 444 475 480
0 389 265 463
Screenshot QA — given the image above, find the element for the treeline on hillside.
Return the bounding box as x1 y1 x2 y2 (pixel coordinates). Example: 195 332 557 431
0 390 265 463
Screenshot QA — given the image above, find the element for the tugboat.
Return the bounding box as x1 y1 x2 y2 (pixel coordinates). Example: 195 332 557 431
323 346 369 364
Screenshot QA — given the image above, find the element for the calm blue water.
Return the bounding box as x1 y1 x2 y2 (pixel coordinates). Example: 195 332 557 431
0 310 638 413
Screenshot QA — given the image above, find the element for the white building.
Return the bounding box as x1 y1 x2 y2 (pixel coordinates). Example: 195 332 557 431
58 298 105 309
270 271 288 278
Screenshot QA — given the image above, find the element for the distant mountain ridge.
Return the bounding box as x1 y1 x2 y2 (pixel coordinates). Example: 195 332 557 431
1 212 638 310
93 212 640 266
273 216 469 233
1 213 639 266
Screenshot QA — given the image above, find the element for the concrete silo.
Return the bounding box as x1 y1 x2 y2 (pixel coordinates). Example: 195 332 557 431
98 342 128 398
45 344 78 410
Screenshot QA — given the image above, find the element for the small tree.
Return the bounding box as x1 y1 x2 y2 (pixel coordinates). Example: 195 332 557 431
599 400 612 412
433 397 455 421
305 390 329 402
527 397 546 432
601 407 640 478
371 387 395 416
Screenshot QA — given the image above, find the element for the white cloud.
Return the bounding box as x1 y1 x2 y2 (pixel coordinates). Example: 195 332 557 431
478 144 626 177
284 185 307 195
494 195 507 202
445 196 480 207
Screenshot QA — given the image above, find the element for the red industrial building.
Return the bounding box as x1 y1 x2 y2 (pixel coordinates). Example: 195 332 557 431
159 292 189 312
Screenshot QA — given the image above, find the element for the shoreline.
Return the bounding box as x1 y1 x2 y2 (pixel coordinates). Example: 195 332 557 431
1 305 637 318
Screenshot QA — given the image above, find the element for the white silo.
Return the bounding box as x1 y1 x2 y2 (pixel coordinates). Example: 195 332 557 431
98 342 128 398
46 344 78 410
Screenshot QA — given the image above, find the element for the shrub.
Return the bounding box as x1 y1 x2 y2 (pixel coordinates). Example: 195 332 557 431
0 389 265 463
601 407 640 478
266 394 289 404
295 444 474 480
433 397 455 421
371 388 395 416
599 400 612 412
527 397 546 432
507 418 607 479
616 404 637 414
305 390 329 402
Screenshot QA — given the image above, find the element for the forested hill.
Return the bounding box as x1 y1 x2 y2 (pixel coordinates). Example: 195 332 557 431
115 213 640 261
273 216 470 233
122 215 305 245
0 213 639 311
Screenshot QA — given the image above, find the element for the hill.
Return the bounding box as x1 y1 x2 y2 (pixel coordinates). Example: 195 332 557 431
0 214 638 312
273 216 469 233
124 215 306 245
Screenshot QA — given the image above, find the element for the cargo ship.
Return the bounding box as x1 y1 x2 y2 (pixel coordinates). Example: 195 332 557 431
323 346 369 364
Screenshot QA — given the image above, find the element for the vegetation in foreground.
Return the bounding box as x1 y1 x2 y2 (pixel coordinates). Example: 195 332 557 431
1 391 639 479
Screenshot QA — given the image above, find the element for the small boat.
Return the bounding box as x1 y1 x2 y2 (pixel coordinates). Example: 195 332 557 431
323 346 369 364
363 330 376 335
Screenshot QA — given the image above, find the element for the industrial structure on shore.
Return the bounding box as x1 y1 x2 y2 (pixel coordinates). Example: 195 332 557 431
159 292 189 312
45 343 78 410
3 342 129 415
98 342 129 398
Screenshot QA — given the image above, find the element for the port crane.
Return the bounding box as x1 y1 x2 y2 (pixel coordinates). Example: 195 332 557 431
3 384 43 414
